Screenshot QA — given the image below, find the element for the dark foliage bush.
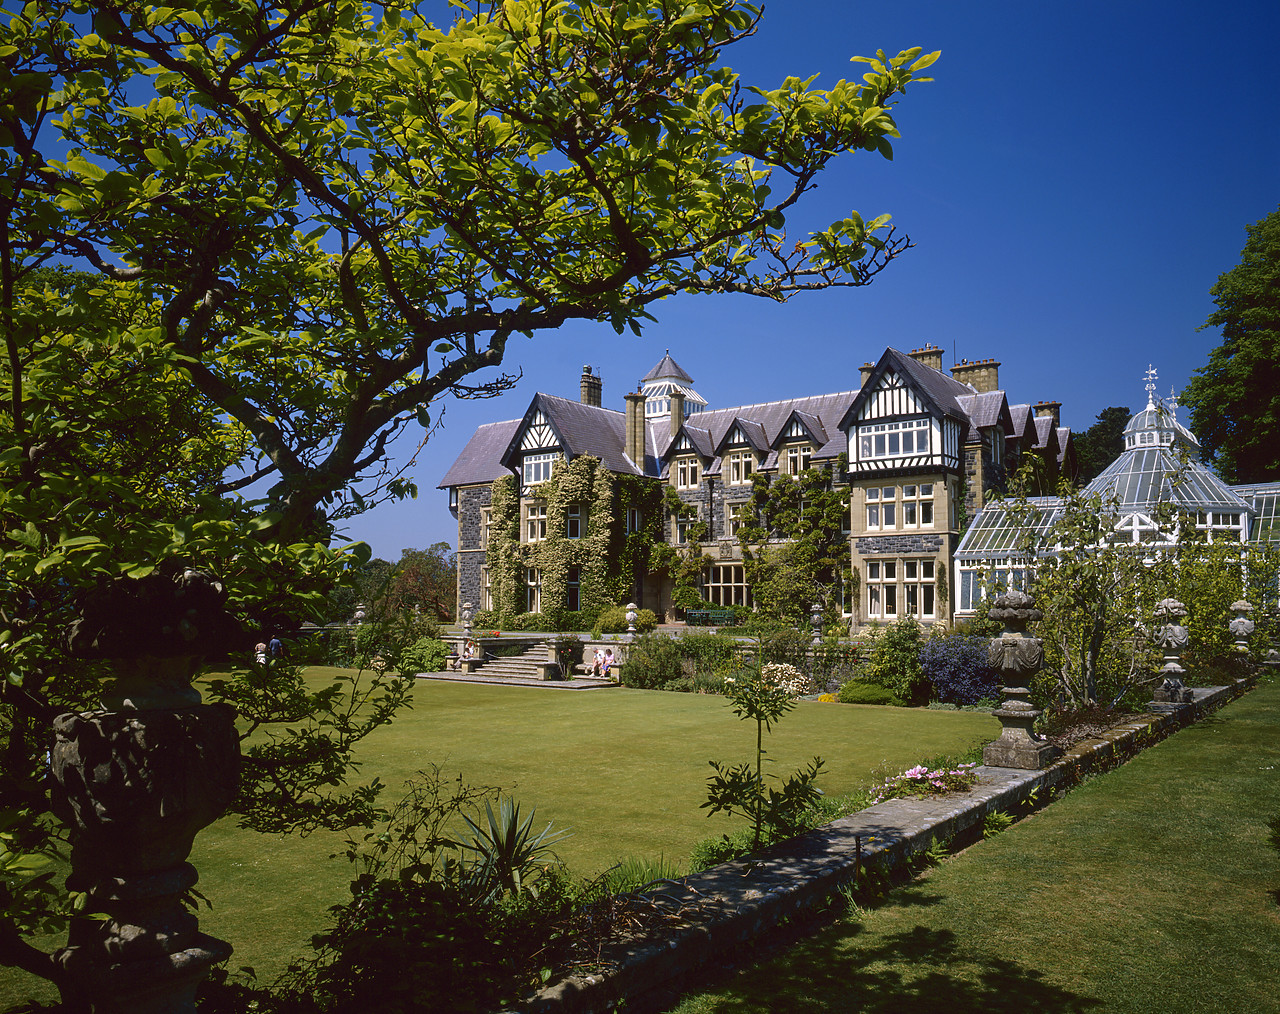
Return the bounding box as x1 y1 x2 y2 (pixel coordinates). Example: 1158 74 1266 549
838 680 906 706
619 633 684 689
920 634 1001 706
861 615 929 703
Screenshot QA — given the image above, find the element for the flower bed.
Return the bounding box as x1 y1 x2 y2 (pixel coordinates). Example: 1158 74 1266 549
869 762 979 804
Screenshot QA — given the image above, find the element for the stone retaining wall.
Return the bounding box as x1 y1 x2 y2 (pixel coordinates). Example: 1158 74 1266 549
526 676 1257 1014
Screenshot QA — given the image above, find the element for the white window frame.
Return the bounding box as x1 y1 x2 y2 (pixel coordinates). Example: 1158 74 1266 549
866 486 897 531
481 566 492 611
858 418 930 460
727 502 746 537
903 558 936 619
901 483 935 529
785 443 812 476
566 503 582 539
525 567 541 613
522 451 557 487
676 456 700 489
526 502 547 543
727 449 755 485
627 507 642 533
866 559 898 619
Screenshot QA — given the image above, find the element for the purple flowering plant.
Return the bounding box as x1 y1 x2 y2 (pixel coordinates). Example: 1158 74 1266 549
869 762 979 805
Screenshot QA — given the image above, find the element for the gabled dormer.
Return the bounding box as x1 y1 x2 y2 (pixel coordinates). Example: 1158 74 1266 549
771 410 826 477
715 419 769 486
499 398 567 489
841 348 972 475
664 424 714 489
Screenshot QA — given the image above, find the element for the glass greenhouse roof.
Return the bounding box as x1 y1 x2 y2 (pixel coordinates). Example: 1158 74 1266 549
954 497 1063 561
1084 447 1250 513
1235 482 1280 546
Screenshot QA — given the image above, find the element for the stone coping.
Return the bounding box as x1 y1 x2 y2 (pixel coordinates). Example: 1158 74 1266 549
524 676 1256 1014
415 672 621 691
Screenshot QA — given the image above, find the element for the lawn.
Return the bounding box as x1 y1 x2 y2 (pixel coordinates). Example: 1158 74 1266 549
671 676 1280 1014
1 672 996 1007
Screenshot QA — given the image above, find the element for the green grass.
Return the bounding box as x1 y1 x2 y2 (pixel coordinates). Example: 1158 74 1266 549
2 672 995 1008
671 677 1280 1014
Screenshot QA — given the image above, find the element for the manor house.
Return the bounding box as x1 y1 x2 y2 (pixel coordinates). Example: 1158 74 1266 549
439 346 1076 630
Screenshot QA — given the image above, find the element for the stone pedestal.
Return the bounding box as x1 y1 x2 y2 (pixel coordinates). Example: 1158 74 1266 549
1150 598 1193 705
49 567 242 1013
983 590 1060 770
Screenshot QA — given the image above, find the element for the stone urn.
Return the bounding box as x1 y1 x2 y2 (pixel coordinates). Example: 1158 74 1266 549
983 589 1060 769
1229 599 1255 654
1151 598 1193 704
50 567 242 1014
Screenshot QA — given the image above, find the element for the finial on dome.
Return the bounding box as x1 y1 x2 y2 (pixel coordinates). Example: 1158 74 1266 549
1144 364 1158 407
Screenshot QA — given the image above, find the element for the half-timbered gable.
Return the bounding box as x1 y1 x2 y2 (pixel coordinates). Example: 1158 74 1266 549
842 348 972 477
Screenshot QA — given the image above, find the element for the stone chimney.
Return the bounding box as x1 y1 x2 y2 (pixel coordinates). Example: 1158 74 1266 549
908 343 944 371
580 365 602 407
624 387 646 469
670 389 685 435
1034 401 1061 427
951 357 1001 393
859 362 877 388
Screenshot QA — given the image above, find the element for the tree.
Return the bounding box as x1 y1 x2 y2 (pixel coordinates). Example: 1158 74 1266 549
2 0 937 994
1074 405 1130 484
1182 206 1280 484
386 543 457 621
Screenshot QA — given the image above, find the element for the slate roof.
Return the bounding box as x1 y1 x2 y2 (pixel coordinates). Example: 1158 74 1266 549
656 390 859 468
642 351 694 384
437 419 522 488
507 393 644 476
1033 415 1060 455
1007 404 1034 444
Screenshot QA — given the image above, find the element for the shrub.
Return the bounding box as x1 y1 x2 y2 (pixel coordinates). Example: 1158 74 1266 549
399 637 449 675
619 633 684 689
920 634 1001 706
838 680 906 706
592 605 657 636
862 615 928 703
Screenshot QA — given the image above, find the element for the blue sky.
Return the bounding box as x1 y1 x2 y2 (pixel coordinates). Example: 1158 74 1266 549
340 1 1280 560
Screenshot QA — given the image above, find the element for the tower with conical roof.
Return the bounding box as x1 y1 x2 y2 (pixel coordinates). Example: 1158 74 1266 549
641 350 707 421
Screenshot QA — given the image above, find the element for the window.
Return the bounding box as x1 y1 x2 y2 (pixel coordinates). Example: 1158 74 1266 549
627 508 642 533
525 567 541 613
858 418 930 459
479 507 492 549
866 486 896 530
522 452 556 486
703 564 750 607
902 483 934 528
449 487 458 510
903 559 936 618
481 566 492 611
566 566 580 612
676 457 700 489
526 502 547 542
866 560 897 619
727 502 746 537
727 450 754 485
566 503 582 539
675 510 699 545
785 443 812 476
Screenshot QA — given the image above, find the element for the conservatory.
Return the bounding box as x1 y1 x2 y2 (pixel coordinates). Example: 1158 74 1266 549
953 384 1265 618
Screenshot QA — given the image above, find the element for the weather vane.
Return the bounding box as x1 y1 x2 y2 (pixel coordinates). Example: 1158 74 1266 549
1144 365 1158 406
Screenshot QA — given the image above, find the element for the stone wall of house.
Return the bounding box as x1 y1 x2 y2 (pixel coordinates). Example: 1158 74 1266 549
455 484 493 614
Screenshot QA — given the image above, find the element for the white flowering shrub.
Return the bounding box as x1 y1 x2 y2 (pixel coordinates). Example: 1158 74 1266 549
760 662 812 697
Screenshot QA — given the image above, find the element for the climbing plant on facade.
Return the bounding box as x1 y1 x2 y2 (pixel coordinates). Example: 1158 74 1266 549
737 462 853 628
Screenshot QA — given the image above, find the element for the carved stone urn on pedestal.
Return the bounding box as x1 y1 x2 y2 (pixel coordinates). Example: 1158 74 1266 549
1229 599 1255 655
1150 598 1193 704
983 590 1060 770
50 568 242 1014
